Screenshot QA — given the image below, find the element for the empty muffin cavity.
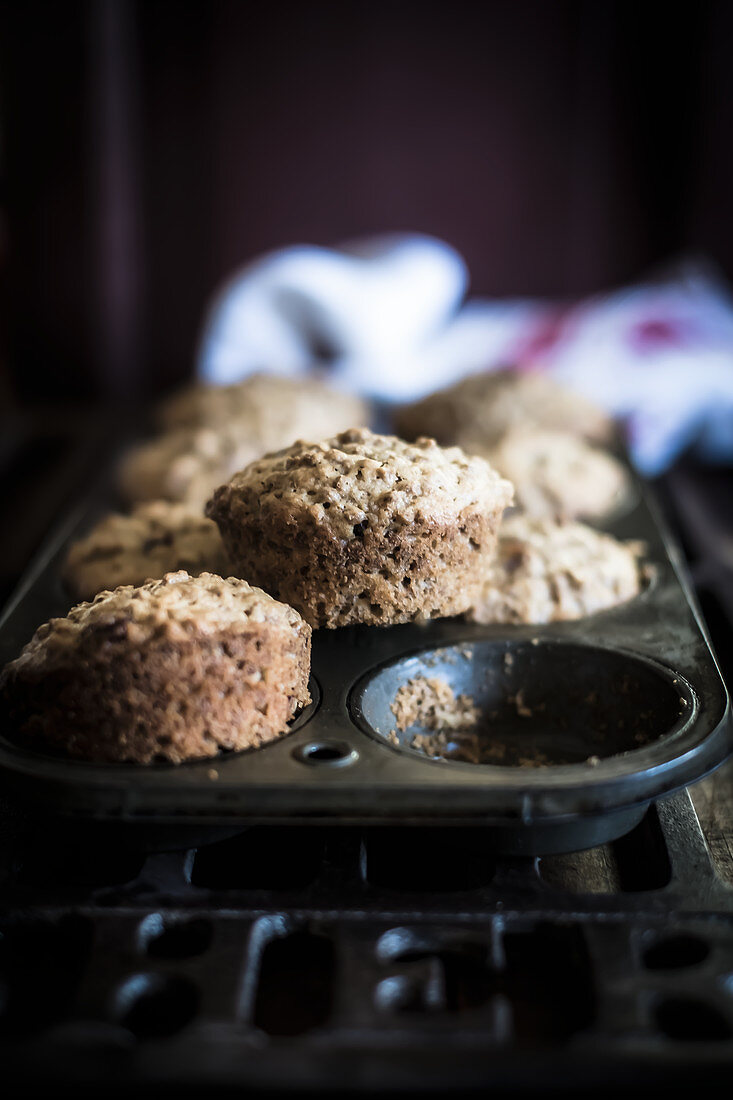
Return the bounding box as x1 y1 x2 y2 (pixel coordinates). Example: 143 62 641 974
350 641 693 767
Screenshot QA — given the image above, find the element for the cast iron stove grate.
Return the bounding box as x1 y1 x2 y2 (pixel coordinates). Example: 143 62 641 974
1 782 733 1093
1 436 733 1092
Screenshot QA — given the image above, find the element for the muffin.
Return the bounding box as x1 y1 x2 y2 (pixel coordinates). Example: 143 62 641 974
0 571 311 764
207 427 514 629
63 501 231 601
394 368 613 450
157 371 368 432
118 424 269 509
120 375 370 510
467 515 644 624
486 428 629 520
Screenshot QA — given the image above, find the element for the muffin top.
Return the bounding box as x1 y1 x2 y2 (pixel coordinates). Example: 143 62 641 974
63 501 230 599
208 427 514 541
468 515 643 624
487 427 628 519
121 376 371 509
117 423 267 507
395 368 612 450
158 371 369 433
5 571 308 672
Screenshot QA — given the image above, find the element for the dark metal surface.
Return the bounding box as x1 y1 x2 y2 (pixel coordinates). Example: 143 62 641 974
1 792 733 1091
1 429 733 1090
0 454 730 855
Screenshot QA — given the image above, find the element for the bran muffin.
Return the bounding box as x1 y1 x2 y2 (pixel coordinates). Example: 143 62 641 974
157 371 368 432
0 571 311 764
118 423 272 510
120 375 369 510
467 515 644 624
207 427 514 629
63 501 231 602
486 427 629 520
394 368 613 450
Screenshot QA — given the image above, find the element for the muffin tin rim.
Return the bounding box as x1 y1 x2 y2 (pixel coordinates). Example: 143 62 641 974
0 450 730 852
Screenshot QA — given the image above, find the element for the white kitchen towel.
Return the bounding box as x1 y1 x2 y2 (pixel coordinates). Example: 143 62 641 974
197 236 733 475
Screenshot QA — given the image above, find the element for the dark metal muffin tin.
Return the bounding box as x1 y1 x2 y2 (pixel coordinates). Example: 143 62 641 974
0 464 730 855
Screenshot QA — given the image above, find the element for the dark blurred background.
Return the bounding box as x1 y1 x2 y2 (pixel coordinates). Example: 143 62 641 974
2 0 733 406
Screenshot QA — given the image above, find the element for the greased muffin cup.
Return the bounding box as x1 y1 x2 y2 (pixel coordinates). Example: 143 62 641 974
206 428 515 629
0 571 311 764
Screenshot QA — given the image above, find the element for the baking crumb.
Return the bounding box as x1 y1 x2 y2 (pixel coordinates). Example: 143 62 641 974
390 676 481 732
585 755 601 767
504 651 514 668
410 731 441 758
477 743 552 767
680 697 687 706
390 675 482 764
514 689 532 718
389 673 557 768
207 768 219 780
530 637 539 646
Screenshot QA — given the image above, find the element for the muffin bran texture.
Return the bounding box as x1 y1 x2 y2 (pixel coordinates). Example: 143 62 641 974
467 516 643 624
62 501 230 601
0 571 311 764
207 428 514 628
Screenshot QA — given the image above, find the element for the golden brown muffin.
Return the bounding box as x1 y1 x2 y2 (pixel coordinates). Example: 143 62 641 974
117 424 271 510
207 427 514 629
120 374 370 510
394 368 613 450
0 571 311 764
467 515 644 624
157 371 369 432
63 501 230 601
486 427 629 520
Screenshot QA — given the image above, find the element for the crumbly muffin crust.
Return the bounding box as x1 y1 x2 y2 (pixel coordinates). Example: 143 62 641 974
467 515 644 624
117 424 267 509
207 427 514 628
1 571 311 764
390 676 481 732
394 368 612 450
63 501 231 601
120 375 370 510
158 371 369 432
486 428 629 520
